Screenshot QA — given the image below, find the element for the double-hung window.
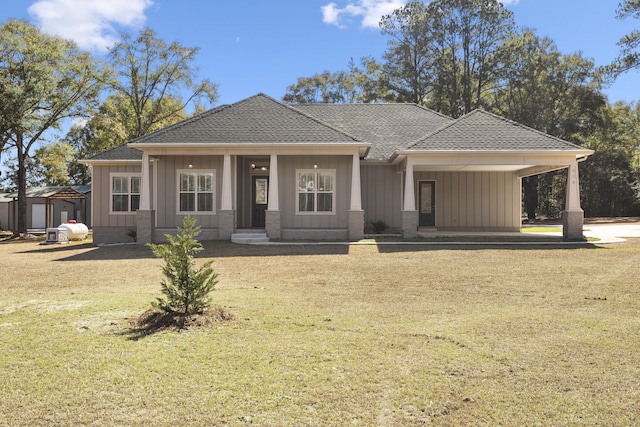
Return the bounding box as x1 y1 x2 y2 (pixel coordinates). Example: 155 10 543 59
297 170 335 214
178 170 215 213
111 174 140 213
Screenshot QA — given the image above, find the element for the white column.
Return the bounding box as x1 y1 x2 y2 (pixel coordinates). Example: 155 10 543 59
268 154 279 210
565 161 582 211
221 154 233 210
140 153 151 210
350 153 362 210
403 162 415 211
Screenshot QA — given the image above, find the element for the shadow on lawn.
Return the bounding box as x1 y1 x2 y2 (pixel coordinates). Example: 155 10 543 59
23 240 350 261
17 239 601 262
373 241 601 253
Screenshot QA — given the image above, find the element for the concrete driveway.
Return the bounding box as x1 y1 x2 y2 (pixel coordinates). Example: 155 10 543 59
583 223 640 243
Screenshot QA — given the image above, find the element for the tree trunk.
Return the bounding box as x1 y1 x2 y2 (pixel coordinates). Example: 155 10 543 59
523 176 538 220
16 133 27 236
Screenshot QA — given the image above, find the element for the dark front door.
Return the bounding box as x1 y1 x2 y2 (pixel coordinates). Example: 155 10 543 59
252 176 268 228
419 181 436 227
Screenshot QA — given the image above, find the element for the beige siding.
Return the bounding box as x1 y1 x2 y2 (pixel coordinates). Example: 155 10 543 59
155 155 223 229
92 165 140 228
414 171 521 230
279 155 351 230
361 164 402 231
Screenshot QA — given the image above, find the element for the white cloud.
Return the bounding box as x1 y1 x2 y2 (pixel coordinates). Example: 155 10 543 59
28 0 153 52
322 0 407 29
322 0 520 28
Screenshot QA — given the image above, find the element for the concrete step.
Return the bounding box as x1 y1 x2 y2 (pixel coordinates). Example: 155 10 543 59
231 232 270 244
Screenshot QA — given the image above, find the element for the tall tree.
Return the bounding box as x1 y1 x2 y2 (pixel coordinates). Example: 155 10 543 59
0 19 108 235
108 28 218 142
379 0 515 116
490 30 606 219
379 1 434 105
577 102 640 217
610 0 640 76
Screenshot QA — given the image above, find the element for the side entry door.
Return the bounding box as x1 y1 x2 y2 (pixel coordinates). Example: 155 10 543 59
419 181 435 227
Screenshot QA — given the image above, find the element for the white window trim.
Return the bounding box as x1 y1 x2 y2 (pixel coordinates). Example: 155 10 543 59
176 169 216 215
295 169 336 215
109 173 141 214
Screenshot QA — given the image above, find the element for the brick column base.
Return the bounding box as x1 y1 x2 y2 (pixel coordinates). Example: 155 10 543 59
348 210 365 240
218 210 235 240
266 210 281 239
402 210 419 238
136 210 155 244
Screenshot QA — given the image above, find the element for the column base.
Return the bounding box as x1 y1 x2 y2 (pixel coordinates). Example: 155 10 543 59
348 210 365 241
218 210 235 240
266 210 281 239
402 210 419 238
562 210 584 241
136 210 155 244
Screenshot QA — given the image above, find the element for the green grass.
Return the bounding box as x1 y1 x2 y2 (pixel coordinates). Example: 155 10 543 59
1 238 639 425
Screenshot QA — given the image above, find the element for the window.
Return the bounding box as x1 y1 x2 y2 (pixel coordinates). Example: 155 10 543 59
297 170 334 213
111 174 140 213
178 170 215 213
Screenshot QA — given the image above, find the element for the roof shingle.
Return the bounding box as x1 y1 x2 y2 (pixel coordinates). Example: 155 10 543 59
295 103 452 159
408 109 587 151
128 93 362 145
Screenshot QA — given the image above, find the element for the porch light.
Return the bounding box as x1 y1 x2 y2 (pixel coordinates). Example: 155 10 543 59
313 163 318 169
188 164 193 169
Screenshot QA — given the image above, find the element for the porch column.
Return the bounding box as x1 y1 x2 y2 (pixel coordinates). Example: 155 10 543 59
403 162 415 211
221 154 233 210
266 154 281 239
137 153 155 244
402 162 418 237
219 154 234 240
562 161 584 240
348 153 364 240
140 153 151 210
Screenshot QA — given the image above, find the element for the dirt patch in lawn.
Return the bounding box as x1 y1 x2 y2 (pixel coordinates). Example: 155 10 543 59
127 306 234 338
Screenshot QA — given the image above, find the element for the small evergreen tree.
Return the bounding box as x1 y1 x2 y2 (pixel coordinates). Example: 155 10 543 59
148 216 218 326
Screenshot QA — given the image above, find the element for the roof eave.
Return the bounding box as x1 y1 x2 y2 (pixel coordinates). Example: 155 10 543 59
128 142 372 157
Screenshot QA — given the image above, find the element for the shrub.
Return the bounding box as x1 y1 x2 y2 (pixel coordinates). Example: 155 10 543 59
147 216 218 327
370 219 388 234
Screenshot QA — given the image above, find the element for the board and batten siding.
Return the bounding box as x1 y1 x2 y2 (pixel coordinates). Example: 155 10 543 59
92 164 141 228
154 155 223 229
278 155 351 230
360 164 402 232
414 171 521 230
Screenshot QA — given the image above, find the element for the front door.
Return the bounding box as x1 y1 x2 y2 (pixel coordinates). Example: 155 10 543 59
419 181 435 227
252 176 268 228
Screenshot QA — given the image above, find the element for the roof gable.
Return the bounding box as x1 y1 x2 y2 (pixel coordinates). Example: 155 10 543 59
128 93 362 145
408 109 587 151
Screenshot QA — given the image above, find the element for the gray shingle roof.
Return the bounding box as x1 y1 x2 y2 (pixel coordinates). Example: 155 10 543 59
88 144 142 161
5 186 91 199
295 103 452 160
128 93 361 145
408 109 587 151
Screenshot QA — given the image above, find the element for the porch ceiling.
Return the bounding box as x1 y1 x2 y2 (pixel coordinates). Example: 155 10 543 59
411 164 568 176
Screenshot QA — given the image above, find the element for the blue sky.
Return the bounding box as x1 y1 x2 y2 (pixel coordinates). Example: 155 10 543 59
2 0 639 107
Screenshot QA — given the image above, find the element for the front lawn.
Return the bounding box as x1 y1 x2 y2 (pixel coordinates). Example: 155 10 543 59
1 239 638 426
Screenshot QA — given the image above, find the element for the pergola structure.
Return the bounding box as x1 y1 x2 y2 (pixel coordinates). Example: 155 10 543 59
8 187 88 230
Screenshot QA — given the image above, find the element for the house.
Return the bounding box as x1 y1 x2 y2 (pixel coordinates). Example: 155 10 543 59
0 193 11 231
82 93 593 245
3 186 91 231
